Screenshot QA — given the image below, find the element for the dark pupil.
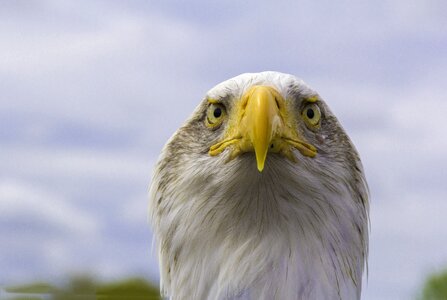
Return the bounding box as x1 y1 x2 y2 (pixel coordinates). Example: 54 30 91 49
213 107 222 118
306 108 315 119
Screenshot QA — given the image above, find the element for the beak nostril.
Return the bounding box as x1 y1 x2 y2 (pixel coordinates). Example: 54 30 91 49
270 144 274 149
275 98 280 110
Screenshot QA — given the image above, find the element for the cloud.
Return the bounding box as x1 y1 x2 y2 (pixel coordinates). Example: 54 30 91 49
0 141 156 283
0 145 150 183
0 180 100 282
0 181 97 234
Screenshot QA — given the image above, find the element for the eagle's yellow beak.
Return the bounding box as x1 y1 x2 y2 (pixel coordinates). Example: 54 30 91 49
209 85 317 172
239 86 282 171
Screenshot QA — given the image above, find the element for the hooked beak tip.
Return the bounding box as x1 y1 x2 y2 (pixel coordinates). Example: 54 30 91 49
255 151 267 172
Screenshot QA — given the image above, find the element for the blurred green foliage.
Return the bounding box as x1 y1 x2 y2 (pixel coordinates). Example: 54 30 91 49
419 269 447 300
96 278 160 299
5 282 55 294
4 276 160 300
9 298 43 300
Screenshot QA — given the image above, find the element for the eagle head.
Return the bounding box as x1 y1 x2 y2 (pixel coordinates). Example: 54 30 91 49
149 71 369 299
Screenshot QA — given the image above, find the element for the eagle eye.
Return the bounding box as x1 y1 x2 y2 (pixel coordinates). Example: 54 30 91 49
302 103 321 128
206 103 226 128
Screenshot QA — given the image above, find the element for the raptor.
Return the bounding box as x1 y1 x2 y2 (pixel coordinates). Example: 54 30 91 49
149 71 369 299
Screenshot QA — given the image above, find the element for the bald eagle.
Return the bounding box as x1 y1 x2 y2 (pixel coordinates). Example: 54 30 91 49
149 72 369 299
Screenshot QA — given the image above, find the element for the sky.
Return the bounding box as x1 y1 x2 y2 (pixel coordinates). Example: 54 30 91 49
0 0 446 299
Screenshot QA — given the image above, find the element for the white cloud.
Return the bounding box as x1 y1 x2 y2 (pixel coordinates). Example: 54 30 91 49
0 180 99 235
0 145 152 183
121 194 151 226
0 180 103 283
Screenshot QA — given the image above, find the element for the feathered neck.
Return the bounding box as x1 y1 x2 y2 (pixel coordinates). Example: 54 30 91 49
154 154 365 299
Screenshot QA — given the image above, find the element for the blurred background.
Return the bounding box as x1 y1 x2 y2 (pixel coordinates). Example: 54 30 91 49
1 0 446 299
